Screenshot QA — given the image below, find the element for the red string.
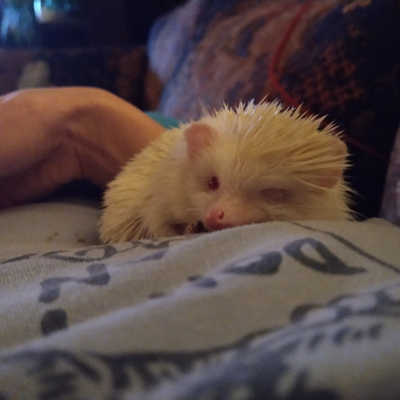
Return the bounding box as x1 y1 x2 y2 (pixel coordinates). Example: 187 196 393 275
268 0 388 162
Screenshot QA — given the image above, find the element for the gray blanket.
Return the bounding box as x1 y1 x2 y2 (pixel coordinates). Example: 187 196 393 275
1 199 400 400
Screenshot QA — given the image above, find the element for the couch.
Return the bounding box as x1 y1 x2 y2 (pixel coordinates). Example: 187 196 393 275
1 1 400 399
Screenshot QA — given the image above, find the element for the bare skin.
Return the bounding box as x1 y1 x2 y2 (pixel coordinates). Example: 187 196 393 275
0 87 166 208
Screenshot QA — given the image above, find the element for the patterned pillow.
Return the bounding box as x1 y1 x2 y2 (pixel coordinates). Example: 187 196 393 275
147 0 400 219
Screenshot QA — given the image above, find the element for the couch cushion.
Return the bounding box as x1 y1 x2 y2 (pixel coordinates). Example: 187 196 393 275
147 0 400 219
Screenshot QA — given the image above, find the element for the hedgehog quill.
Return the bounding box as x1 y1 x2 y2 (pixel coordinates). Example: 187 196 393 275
99 101 353 243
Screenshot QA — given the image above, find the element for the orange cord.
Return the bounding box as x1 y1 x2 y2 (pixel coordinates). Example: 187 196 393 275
268 0 388 162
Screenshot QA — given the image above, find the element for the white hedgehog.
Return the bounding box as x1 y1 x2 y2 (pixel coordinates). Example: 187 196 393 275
99 101 353 243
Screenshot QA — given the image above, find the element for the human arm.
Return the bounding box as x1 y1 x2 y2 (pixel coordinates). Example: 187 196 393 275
0 87 166 208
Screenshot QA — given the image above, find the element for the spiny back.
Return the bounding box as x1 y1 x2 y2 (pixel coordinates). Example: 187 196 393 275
198 101 348 179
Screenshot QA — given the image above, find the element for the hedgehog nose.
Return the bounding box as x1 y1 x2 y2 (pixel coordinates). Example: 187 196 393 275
204 206 232 231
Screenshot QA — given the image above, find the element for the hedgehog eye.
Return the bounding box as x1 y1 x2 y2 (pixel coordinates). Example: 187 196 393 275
208 176 220 191
262 188 288 203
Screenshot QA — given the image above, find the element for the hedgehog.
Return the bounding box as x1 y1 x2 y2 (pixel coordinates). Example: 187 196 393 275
99 101 353 243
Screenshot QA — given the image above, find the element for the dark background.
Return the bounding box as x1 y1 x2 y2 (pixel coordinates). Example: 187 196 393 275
86 0 188 47
0 0 188 48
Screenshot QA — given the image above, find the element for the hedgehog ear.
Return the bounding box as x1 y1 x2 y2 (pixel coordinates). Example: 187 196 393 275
184 123 218 159
307 137 348 189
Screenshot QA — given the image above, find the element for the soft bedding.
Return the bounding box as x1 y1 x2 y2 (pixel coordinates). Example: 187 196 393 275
1 197 400 400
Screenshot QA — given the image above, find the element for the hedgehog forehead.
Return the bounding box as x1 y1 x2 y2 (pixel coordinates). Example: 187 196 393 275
194 101 340 165
205 134 289 186
189 102 343 188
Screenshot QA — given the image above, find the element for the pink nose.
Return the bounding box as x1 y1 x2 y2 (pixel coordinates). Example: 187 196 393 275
204 206 231 231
